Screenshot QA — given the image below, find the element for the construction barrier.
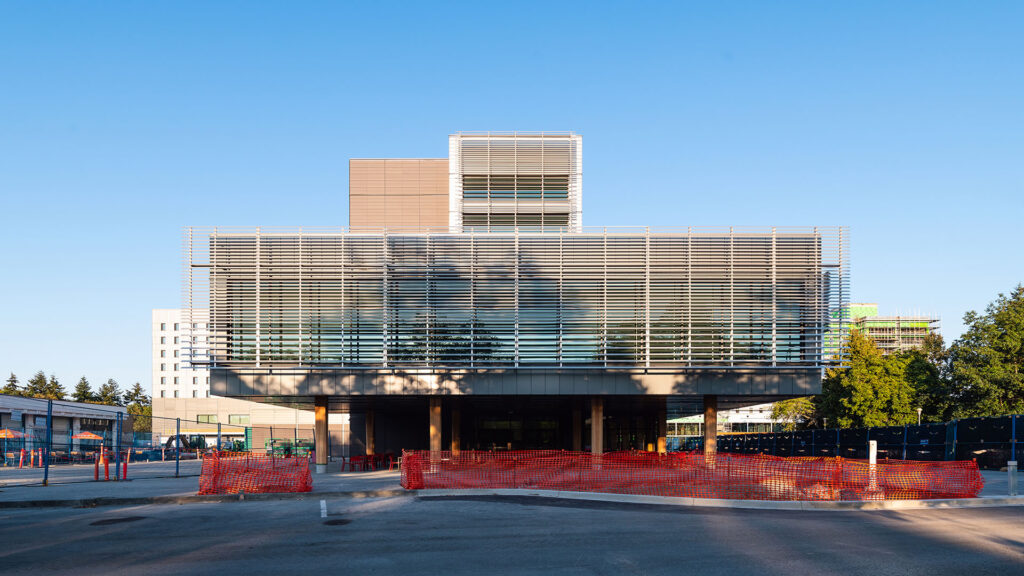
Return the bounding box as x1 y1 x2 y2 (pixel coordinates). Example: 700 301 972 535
400 450 984 501
197 451 313 495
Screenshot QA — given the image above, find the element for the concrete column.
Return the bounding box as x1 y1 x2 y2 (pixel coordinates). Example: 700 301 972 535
72 417 82 453
572 402 582 452
590 397 604 455
704 395 718 458
450 402 461 455
657 404 667 454
365 409 375 455
314 396 328 474
429 397 442 453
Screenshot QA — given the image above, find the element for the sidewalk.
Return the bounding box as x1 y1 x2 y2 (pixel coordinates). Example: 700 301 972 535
0 468 1016 509
0 467 405 507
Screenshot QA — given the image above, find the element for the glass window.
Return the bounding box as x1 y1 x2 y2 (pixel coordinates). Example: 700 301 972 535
160 350 166 358
174 336 179 345
174 363 179 371
160 390 165 398
228 414 250 425
160 363 166 371
160 323 166 331
174 350 179 358
206 377 210 385
192 377 197 385
197 414 217 424
192 390 197 398
205 390 210 397
173 390 179 398
174 323 179 331
173 377 179 385
160 377 166 385
160 336 166 344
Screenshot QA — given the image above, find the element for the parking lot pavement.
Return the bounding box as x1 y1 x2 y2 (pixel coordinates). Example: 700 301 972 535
0 494 1022 575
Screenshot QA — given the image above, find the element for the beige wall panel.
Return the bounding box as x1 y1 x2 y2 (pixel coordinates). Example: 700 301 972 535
349 158 449 231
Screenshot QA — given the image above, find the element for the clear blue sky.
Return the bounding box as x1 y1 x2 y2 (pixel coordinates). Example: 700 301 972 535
1 2 1021 394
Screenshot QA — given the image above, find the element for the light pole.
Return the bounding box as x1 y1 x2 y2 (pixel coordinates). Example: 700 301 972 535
916 407 922 426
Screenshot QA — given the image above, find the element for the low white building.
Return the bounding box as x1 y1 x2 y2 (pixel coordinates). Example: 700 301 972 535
0 394 127 453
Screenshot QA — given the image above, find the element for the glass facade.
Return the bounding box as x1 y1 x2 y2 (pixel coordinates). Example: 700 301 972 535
186 227 848 371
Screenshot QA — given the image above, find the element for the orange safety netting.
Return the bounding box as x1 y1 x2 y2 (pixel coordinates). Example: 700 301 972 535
198 452 313 495
400 450 984 501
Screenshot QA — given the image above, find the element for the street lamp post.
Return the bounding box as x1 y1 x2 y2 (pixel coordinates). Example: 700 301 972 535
916 407 922 426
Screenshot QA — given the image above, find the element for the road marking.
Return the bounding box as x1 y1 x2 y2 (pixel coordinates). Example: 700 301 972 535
320 499 327 518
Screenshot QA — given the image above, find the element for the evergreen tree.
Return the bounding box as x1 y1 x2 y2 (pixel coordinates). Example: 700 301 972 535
43 374 66 400
945 284 1024 418
123 382 149 406
24 371 48 398
72 376 95 403
96 378 123 406
2 373 20 396
125 383 152 433
818 331 918 428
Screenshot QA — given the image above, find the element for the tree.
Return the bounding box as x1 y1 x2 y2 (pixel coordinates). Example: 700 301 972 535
123 382 149 406
128 403 152 433
96 379 123 406
901 333 948 422
771 397 819 431
125 383 152 433
42 374 66 400
817 330 918 428
72 377 96 403
24 371 48 398
944 284 1024 418
2 373 21 396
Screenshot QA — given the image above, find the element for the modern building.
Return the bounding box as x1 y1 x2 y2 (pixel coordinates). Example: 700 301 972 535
152 310 350 453
183 132 849 470
845 303 940 354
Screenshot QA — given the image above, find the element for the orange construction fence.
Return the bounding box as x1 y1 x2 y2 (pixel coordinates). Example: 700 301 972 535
198 452 313 495
400 450 984 501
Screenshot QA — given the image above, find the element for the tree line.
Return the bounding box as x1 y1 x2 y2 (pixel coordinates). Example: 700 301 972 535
772 284 1024 429
3 372 152 432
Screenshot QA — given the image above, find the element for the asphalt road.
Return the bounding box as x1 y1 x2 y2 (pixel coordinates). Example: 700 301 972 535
1 495 1021 575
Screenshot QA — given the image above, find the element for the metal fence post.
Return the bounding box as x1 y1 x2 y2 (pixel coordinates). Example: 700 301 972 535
1009 461 1018 496
811 429 816 456
217 422 222 452
902 424 908 460
115 412 122 481
175 418 180 478
1012 414 1017 463
836 428 840 457
43 400 52 486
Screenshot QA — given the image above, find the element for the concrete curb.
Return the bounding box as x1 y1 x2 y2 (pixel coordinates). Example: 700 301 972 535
414 488 1024 511
0 489 408 509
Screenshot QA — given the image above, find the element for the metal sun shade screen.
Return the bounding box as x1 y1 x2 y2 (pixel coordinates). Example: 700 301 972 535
184 227 848 371
451 133 582 233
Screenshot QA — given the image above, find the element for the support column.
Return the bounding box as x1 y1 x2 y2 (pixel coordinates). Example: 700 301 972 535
365 409 375 456
590 397 604 455
704 395 718 458
450 401 461 455
429 397 442 453
657 404 667 454
314 396 328 474
572 402 582 452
